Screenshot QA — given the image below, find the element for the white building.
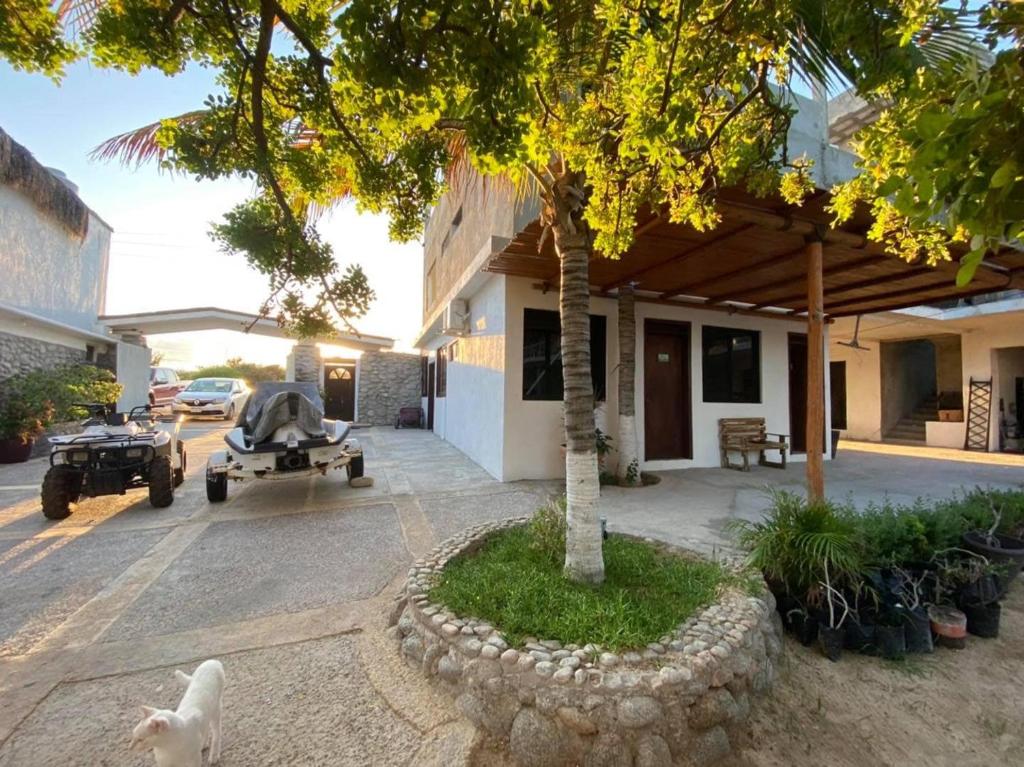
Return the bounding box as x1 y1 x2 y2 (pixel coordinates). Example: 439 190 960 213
831 293 1024 453
413 93 1024 482
0 126 151 408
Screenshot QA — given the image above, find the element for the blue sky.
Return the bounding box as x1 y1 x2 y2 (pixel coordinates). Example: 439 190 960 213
0 59 423 367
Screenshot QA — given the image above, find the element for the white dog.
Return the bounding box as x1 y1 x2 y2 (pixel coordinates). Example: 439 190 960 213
130 659 225 767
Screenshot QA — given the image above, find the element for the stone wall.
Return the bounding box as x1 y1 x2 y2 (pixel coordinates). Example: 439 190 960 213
357 351 422 426
0 330 85 382
390 520 783 767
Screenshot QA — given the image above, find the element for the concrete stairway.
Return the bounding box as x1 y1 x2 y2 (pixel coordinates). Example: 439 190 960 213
886 396 939 442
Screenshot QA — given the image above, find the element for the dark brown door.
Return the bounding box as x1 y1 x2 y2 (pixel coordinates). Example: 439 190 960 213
830 361 847 430
789 333 808 453
644 320 692 460
427 362 436 430
324 364 356 420
789 333 827 454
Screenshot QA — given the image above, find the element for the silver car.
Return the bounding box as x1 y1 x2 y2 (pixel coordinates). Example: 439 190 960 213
172 378 250 421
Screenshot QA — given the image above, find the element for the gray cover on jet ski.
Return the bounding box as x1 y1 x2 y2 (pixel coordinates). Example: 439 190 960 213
244 383 326 444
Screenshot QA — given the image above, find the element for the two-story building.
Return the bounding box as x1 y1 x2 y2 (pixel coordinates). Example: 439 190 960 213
413 91 1024 483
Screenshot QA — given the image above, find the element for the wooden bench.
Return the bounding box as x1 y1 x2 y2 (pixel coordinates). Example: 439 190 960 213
718 418 788 471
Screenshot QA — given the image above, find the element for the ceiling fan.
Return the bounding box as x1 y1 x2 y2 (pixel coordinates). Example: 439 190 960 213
836 315 870 351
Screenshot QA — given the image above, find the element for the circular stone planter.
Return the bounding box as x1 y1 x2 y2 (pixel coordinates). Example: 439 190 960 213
388 519 783 767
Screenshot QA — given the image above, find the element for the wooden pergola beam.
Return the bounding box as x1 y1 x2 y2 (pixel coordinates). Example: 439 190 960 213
659 245 805 299
745 254 890 309
786 266 936 313
826 283 1009 317
823 275 1010 314
599 224 757 292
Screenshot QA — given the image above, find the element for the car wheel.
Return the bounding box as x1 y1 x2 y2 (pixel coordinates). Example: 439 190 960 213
148 455 175 508
173 442 187 486
224 403 236 422
41 466 79 520
206 468 228 502
346 454 364 480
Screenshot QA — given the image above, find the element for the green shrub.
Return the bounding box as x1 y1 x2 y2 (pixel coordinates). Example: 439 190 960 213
729 489 861 599
0 365 122 440
525 497 567 563
178 357 285 385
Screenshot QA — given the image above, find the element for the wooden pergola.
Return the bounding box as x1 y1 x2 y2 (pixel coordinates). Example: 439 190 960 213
484 188 1024 498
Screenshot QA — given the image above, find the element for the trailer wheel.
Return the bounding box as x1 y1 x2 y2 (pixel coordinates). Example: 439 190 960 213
346 454 364 480
41 466 78 520
206 468 228 502
173 442 187 486
148 455 175 508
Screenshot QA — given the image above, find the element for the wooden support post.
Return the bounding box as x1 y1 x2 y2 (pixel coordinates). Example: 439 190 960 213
805 236 825 501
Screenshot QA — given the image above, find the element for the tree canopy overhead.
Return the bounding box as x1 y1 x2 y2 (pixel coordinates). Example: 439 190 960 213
5 1 998 332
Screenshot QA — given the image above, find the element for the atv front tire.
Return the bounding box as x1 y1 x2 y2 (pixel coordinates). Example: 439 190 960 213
206 468 228 502
346 454 364 480
41 466 78 520
173 442 187 487
149 455 175 508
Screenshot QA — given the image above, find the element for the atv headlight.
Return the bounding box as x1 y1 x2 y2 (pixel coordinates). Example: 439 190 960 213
67 450 90 465
125 447 144 458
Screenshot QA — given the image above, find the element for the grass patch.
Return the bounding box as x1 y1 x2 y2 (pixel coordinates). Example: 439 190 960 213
429 524 728 651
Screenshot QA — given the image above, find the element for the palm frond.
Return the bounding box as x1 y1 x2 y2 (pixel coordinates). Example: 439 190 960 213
90 111 207 168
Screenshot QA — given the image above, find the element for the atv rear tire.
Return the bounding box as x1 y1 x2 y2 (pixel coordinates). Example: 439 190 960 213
149 455 175 508
174 442 187 486
346 454 364 480
41 466 78 520
206 468 228 502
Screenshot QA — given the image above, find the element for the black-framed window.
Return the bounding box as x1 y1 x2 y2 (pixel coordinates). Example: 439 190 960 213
522 309 606 401
702 325 761 403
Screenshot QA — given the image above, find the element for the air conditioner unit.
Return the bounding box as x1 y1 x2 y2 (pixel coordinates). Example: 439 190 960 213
441 299 469 336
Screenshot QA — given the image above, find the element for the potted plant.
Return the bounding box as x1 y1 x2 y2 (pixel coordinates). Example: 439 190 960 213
892 567 933 653
962 504 1024 592
874 606 907 660
0 394 53 463
819 566 851 662
927 604 967 650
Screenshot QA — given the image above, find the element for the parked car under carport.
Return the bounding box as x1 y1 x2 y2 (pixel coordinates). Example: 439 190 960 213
172 378 250 420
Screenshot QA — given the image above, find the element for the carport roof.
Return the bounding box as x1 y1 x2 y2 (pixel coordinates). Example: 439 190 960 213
485 187 1024 318
100 307 394 351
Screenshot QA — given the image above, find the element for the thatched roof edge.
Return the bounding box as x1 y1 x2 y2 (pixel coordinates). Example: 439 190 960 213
0 127 89 238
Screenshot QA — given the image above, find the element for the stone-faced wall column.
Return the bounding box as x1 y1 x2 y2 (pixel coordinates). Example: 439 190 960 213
289 342 322 384
617 285 641 486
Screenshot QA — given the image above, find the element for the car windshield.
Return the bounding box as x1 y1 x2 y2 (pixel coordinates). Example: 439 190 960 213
186 379 233 393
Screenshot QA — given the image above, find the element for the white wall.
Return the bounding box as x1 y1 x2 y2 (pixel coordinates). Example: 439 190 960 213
500 276 822 480
116 341 152 411
831 341 883 441
833 312 1024 451
0 187 110 333
437 274 507 478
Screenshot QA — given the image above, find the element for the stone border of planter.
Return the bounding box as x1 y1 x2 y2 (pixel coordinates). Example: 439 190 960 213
388 518 784 767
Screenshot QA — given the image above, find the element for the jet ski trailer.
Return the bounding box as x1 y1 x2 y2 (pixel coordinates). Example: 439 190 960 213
205 382 365 502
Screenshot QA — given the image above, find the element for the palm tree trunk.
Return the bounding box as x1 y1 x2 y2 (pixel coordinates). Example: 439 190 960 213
547 173 604 585
616 285 641 486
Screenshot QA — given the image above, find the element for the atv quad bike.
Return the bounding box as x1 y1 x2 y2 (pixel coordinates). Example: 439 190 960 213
205 382 364 502
42 404 186 520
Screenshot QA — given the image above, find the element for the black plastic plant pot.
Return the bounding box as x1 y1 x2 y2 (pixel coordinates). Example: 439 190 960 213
963 531 1024 589
875 624 906 660
819 626 844 662
843 620 876 655
957 574 1002 606
794 613 819 647
964 601 1001 639
903 607 934 654
779 596 801 630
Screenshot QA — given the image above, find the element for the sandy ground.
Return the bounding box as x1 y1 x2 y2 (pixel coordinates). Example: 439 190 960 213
728 587 1024 767
2 429 1022 767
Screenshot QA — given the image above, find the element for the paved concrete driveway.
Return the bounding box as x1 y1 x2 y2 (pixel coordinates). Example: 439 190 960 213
0 425 555 766
1 427 1020 766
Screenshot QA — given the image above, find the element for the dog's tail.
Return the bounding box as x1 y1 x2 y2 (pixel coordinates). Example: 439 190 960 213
175 670 192 686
